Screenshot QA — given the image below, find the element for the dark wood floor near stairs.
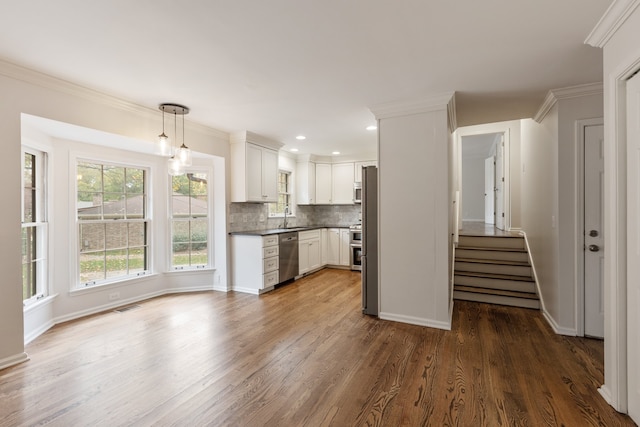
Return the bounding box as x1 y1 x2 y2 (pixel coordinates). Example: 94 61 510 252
0 270 634 426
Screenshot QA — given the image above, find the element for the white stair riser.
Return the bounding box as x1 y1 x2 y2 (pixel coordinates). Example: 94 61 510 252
455 249 529 263
454 275 536 293
458 236 525 250
455 261 532 277
454 291 540 309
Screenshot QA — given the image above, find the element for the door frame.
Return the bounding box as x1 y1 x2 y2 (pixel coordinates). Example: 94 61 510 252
599 58 640 414
456 128 511 230
575 117 604 338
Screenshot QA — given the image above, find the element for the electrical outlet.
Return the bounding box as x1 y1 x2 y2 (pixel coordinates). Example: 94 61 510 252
109 292 120 301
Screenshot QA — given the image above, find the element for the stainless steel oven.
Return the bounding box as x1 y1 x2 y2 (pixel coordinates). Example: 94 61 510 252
349 224 362 270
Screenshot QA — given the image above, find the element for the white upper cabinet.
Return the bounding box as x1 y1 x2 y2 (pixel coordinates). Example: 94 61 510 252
315 162 354 205
231 131 282 203
296 159 316 205
315 163 333 204
331 163 355 204
354 160 378 182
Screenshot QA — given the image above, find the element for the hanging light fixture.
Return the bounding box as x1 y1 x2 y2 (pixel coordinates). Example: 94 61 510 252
157 105 171 156
175 111 192 167
159 103 190 175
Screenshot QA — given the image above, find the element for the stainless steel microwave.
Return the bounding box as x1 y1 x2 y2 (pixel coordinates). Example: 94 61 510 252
353 182 362 203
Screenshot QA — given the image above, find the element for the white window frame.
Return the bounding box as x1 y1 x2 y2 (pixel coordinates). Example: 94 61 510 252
269 170 294 217
75 158 151 288
169 169 213 271
21 147 48 306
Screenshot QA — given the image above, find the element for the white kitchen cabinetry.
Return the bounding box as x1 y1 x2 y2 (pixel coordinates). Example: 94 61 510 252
339 228 350 266
231 234 279 294
298 229 321 275
332 163 355 204
315 162 355 204
321 228 328 265
296 159 316 205
231 131 282 203
354 160 378 182
326 228 350 267
315 163 332 204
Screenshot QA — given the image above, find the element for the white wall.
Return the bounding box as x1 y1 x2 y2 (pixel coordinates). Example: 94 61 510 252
461 156 486 221
374 97 452 329
520 90 603 335
0 60 230 369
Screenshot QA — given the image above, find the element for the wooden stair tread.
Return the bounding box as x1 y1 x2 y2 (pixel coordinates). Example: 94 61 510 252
454 271 535 282
454 285 539 300
456 245 527 253
455 258 530 267
459 233 523 238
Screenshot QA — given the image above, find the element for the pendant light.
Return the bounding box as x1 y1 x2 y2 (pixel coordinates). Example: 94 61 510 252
159 103 190 175
175 111 192 167
157 105 171 156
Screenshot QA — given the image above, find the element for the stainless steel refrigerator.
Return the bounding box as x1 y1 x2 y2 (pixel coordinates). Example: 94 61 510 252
361 165 378 316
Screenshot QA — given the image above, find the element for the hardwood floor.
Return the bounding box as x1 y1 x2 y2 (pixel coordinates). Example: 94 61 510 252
0 269 634 426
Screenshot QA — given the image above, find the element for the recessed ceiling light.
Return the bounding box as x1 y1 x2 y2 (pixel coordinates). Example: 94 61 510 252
290 148 299 152
332 151 340 155
296 135 306 140
366 125 377 131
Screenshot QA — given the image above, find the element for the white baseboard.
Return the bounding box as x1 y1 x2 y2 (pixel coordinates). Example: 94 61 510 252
24 320 55 345
379 312 452 330
598 385 613 406
542 309 577 336
0 352 29 371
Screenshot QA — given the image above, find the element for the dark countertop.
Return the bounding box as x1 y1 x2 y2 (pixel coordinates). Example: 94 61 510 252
229 225 352 236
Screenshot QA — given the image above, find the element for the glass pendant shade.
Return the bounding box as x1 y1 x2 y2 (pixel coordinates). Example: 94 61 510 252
158 132 171 156
176 143 192 167
168 156 184 176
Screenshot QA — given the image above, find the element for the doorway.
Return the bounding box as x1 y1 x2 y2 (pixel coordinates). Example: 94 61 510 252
461 132 505 230
578 119 605 339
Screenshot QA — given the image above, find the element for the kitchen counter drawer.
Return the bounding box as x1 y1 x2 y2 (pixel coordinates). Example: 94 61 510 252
263 245 279 258
263 270 279 288
264 256 279 273
299 229 320 241
263 235 279 247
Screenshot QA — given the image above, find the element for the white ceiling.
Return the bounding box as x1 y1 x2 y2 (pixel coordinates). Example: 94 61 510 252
0 0 611 157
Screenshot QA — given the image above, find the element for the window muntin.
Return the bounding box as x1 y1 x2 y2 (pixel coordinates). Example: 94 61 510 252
77 161 149 286
22 150 48 302
170 172 209 269
269 171 292 217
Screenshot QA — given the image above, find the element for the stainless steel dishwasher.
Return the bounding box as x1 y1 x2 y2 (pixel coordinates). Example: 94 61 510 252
278 232 299 283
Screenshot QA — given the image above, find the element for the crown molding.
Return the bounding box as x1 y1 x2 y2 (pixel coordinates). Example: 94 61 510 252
585 0 640 48
369 91 455 120
533 82 603 123
0 58 229 141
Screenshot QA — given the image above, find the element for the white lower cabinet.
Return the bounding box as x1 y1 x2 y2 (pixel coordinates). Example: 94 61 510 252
231 234 279 294
327 228 350 267
299 229 322 275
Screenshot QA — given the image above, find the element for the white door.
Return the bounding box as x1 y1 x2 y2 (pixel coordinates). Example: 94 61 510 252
495 137 505 230
627 70 640 425
484 156 495 224
584 123 605 338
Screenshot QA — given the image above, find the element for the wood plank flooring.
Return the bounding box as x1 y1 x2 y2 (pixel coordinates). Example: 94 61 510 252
0 269 634 426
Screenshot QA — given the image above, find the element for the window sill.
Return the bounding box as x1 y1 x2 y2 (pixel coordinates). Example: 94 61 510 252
23 294 58 313
167 267 216 274
69 273 159 296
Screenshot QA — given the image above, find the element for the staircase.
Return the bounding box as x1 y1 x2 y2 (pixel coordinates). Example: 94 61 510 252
453 233 540 309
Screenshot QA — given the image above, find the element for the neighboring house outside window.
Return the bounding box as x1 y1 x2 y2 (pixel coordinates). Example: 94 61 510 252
77 161 149 286
170 172 209 270
269 170 292 217
22 149 48 303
